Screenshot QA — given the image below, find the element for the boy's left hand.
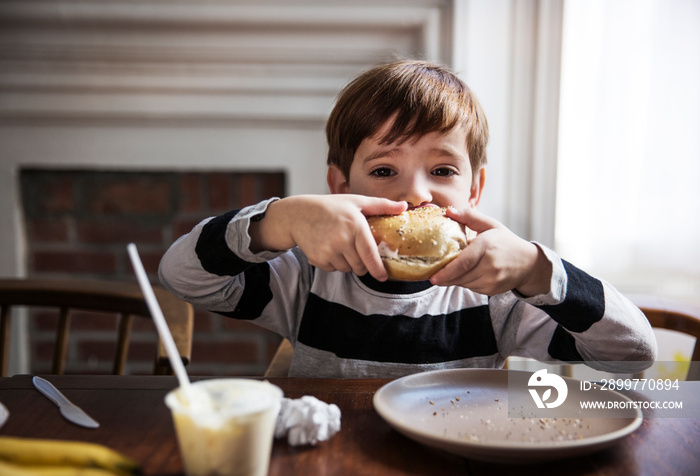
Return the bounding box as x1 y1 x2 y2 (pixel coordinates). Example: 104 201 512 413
430 207 552 297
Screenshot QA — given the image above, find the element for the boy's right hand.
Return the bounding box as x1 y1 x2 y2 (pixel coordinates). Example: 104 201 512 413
249 195 407 281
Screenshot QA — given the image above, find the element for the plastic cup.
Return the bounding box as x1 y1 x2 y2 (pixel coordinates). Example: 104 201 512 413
165 379 283 476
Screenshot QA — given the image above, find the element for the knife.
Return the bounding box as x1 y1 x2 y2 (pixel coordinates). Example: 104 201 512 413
32 376 99 429
0 401 8 429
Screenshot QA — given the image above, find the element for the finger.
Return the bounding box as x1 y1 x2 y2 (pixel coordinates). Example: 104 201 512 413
445 207 501 234
343 250 369 277
307 252 351 274
355 227 388 281
329 256 353 274
430 243 483 286
432 266 486 290
357 197 408 217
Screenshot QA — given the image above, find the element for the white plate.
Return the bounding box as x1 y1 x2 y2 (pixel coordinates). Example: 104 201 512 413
373 369 642 463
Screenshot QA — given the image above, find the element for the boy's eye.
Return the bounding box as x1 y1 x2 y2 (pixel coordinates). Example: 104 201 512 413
370 167 396 178
432 167 457 177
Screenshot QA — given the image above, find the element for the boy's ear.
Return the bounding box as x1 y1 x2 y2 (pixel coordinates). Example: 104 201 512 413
468 167 486 207
327 165 350 194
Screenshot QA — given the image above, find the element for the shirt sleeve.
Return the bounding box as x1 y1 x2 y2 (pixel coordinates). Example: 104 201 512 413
505 244 657 373
158 198 312 339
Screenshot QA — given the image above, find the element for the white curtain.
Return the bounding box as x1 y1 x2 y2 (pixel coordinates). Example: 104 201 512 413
556 0 700 303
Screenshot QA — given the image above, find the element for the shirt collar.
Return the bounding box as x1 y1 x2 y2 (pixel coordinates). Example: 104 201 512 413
358 273 434 295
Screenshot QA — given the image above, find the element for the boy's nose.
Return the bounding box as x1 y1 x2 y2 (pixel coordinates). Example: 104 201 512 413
400 175 433 208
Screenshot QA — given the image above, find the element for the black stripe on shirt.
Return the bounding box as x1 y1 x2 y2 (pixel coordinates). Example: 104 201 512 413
212 263 273 320
297 293 498 364
195 210 254 276
547 324 584 362
537 260 605 333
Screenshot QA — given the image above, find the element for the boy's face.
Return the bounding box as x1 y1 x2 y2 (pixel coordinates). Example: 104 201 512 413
328 121 484 209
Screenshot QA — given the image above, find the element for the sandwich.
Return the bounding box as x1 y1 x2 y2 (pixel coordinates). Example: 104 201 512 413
367 207 474 281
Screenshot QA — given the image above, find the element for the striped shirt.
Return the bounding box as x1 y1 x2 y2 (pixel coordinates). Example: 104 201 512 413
159 198 656 378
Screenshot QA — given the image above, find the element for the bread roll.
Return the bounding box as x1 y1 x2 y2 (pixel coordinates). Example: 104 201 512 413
367 207 472 281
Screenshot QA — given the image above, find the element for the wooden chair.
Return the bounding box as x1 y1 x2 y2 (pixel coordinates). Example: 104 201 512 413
264 296 700 380
628 295 700 380
264 338 294 377
0 278 194 376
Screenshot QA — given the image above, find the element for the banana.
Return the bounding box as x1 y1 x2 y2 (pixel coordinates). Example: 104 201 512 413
0 437 141 476
0 460 122 476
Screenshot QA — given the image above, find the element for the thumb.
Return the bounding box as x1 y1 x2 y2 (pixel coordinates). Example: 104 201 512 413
445 206 501 234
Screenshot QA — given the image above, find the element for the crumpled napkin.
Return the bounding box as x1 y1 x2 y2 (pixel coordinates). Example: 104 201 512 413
274 396 341 446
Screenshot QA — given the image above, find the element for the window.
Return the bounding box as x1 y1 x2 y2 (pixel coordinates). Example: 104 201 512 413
556 0 700 304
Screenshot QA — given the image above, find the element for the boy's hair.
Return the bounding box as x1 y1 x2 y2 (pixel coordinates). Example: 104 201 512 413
326 60 489 183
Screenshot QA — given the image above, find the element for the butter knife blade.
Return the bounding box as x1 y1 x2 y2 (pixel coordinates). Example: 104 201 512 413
0 401 8 429
32 376 99 429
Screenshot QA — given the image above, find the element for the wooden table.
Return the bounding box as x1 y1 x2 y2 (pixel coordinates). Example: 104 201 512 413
0 375 698 475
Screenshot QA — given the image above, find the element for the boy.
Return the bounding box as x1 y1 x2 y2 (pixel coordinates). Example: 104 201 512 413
159 60 656 378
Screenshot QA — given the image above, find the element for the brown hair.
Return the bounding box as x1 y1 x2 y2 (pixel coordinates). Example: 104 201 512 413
326 60 489 182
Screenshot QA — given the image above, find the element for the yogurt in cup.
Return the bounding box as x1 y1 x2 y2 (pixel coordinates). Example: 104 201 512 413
165 379 283 476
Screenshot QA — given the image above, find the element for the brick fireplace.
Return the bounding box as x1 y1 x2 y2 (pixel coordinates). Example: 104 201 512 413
20 168 285 375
